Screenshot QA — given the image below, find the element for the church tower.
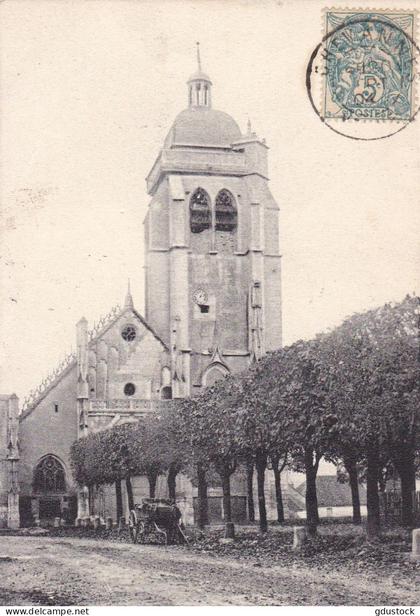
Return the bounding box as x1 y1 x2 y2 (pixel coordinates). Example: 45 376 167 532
144 47 282 397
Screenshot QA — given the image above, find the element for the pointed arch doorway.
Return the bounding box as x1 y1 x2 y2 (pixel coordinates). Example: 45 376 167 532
31 455 75 525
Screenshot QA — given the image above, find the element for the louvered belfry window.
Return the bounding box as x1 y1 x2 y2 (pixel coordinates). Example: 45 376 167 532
215 190 237 232
33 456 66 493
190 188 211 233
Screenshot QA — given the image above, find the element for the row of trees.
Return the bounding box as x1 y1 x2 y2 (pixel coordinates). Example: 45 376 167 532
71 295 420 538
70 412 181 518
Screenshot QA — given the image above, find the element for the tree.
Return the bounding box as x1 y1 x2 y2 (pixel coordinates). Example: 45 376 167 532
157 403 189 501
245 459 255 522
257 341 332 536
367 296 419 526
269 451 288 523
128 416 166 498
318 322 385 538
175 396 210 529
201 377 243 537
331 446 363 525
70 423 136 517
176 377 242 536
235 363 289 533
318 295 420 536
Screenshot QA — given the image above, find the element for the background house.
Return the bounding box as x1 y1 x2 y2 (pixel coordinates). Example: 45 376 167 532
294 475 367 519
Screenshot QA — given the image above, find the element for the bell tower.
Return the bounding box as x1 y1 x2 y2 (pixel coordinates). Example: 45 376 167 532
144 48 282 397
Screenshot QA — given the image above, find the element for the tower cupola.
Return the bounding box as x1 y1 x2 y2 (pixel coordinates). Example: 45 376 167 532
187 42 212 108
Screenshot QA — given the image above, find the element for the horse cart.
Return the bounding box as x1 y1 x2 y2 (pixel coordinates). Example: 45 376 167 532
128 498 188 545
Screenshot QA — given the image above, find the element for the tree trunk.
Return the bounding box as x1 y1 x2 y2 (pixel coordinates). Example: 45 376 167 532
395 451 416 528
366 444 381 539
148 472 157 498
273 466 285 523
344 457 361 525
167 464 178 502
304 447 320 536
221 470 232 524
255 450 268 533
115 480 123 521
246 460 255 522
197 463 208 529
88 485 95 516
125 476 134 510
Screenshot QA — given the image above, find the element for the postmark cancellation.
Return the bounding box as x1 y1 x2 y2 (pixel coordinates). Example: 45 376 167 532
324 10 416 121
307 8 419 139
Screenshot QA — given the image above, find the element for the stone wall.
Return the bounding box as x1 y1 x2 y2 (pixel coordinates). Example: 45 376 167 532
144 168 282 392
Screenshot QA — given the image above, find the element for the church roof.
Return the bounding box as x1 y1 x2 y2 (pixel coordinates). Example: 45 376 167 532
164 107 242 148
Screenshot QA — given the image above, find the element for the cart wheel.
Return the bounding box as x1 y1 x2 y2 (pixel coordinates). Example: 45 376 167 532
128 510 138 544
176 524 189 545
153 522 168 544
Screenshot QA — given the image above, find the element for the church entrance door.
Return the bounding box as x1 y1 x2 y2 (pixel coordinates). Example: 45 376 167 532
39 497 61 522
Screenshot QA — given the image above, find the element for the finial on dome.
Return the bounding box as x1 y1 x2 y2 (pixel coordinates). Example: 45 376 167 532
196 41 202 72
124 279 134 310
188 43 212 108
247 118 252 135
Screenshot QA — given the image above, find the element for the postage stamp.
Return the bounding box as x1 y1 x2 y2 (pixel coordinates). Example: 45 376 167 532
306 9 419 139
324 11 415 121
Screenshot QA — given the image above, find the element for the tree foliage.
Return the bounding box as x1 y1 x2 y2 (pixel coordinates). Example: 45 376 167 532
70 295 419 537
70 423 135 487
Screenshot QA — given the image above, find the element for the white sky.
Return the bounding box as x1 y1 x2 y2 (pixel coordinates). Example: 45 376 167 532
1 0 419 402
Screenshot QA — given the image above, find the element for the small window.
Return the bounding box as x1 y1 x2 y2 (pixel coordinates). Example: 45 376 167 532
124 383 136 396
199 304 210 314
161 386 172 400
215 190 237 232
54 403 59 413
121 325 136 342
190 188 211 233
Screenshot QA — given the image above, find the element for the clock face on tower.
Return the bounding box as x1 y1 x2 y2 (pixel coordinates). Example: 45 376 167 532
192 288 208 305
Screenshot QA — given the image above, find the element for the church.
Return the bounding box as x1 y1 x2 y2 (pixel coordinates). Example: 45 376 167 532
0 51 285 528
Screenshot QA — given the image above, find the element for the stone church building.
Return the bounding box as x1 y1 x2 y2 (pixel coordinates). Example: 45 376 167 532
0 54 285 527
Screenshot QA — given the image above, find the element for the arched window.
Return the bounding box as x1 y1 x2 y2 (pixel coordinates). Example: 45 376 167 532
215 190 237 232
161 366 171 387
33 456 66 494
203 364 229 387
190 188 211 233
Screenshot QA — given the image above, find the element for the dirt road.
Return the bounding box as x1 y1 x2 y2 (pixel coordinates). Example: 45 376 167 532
0 535 417 606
